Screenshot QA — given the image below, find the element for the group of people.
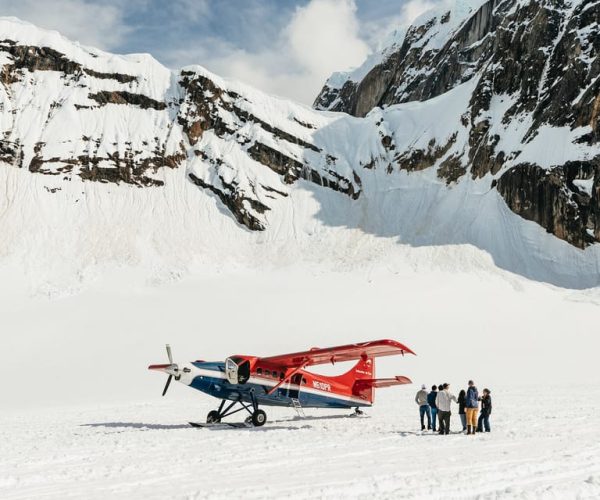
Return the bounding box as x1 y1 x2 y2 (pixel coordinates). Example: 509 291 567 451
414 380 492 435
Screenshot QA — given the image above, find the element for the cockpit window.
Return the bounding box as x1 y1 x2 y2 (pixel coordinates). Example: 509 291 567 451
225 358 238 385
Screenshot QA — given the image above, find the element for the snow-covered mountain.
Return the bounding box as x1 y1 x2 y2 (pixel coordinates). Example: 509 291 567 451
1 2 600 290
315 0 600 250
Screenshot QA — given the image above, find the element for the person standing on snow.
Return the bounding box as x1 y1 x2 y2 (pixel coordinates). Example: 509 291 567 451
415 384 432 431
436 383 458 435
477 389 492 432
465 380 479 435
457 389 467 432
427 385 439 432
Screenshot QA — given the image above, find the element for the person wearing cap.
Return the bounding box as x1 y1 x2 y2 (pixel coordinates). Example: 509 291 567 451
477 388 492 432
465 380 479 435
415 384 432 431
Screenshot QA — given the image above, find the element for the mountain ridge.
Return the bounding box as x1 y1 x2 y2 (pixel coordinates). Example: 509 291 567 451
1 10 599 290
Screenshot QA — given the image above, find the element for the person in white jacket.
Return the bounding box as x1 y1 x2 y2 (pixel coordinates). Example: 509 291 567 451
436 383 458 435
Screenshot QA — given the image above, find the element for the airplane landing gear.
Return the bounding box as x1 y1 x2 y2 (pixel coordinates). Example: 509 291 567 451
206 410 221 423
354 407 364 416
251 409 267 427
206 391 267 426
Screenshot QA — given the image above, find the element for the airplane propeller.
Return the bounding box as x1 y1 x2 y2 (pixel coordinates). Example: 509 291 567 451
156 344 179 397
161 344 173 396
162 374 172 396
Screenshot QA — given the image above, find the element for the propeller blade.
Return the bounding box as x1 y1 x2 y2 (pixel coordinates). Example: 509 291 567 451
162 374 173 396
166 344 173 364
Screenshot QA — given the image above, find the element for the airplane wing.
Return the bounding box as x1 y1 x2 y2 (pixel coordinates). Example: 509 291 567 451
260 339 415 368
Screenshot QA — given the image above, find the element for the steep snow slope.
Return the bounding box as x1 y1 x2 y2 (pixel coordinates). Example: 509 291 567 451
0 13 600 290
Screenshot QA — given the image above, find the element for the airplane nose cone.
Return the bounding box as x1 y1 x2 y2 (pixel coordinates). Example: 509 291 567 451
148 363 170 372
149 363 180 376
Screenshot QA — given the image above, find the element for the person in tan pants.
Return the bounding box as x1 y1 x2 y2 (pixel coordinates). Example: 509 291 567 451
465 380 479 435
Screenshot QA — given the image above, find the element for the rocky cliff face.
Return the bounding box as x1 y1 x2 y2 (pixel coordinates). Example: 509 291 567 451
315 0 600 249
1 11 600 289
0 19 361 233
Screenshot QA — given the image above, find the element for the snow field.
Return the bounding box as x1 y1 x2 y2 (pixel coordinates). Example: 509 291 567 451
0 261 599 498
1 386 599 499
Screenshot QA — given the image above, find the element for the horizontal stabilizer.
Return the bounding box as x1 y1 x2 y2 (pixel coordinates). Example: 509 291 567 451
354 376 412 390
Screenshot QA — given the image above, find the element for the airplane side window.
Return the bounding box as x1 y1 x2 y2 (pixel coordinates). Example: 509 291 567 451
265 370 271 376
272 371 278 378
279 372 285 380
302 378 307 385
257 368 262 375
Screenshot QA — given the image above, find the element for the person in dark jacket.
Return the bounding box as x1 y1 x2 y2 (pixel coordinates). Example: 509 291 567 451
427 385 438 432
477 388 492 432
465 380 479 435
457 389 467 432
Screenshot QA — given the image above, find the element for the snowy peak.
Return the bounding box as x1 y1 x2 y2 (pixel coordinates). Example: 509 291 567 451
313 0 488 115
0 18 361 231
314 0 600 249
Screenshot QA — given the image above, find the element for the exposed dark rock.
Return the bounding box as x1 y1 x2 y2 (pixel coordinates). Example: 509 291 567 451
395 135 456 172
497 161 599 248
292 117 317 129
233 104 321 153
1 42 81 83
189 172 267 231
82 68 137 83
0 41 136 86
438 155 466 184
88 91 167 111
247 141 360 200
178 70 235 145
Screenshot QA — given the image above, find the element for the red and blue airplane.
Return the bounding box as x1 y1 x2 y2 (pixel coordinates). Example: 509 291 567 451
149 339 415 427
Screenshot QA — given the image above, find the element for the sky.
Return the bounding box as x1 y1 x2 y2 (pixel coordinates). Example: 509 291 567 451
0 0 436 104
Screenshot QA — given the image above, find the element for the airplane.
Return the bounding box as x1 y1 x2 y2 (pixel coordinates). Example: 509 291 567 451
148 339 415 427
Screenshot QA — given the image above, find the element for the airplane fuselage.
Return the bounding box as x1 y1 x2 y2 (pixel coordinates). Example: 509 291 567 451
176 361 372 409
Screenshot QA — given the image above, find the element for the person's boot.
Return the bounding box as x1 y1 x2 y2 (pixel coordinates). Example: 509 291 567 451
467 425 471 435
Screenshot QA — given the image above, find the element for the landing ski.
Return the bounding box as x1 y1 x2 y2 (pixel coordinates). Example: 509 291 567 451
189 421 252 429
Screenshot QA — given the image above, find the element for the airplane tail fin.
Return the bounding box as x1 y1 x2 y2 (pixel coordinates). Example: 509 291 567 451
348 356 412 404
329 355 412 405
328 354 375 403
351 355 376 404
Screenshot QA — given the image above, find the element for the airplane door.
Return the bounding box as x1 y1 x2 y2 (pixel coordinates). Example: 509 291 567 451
288 374 302 400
